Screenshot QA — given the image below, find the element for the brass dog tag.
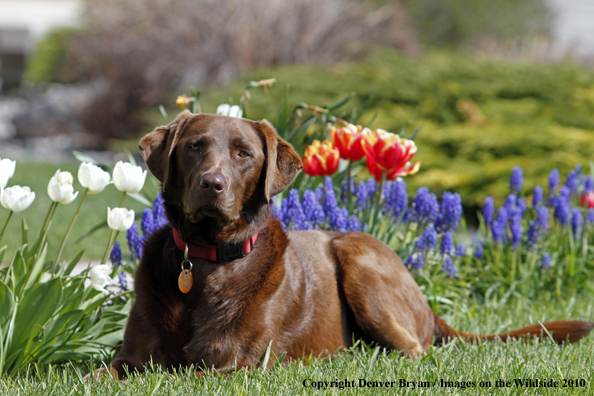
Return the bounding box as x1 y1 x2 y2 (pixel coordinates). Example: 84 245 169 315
179 246 193 294
178 269 193 294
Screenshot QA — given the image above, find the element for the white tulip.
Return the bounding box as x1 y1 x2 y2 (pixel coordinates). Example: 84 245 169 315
216 104 243 118
107 207 135 231
0 158 16 189
113 161 147 194
0 185 35 213
78 162 111 194
47 170 79 205
89 264 113 293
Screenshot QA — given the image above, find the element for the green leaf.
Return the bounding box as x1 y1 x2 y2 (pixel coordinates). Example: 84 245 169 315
9 278 63 353
276 85 291 133
23 245 47 291
10 250 26 297
158 105 168 118
0 280 15 327
124 148 137 166
58 249 85 277
327 92 354 111
409 125 424 140
0 245 6 265
43 309 84 343
21 217 28 246
75 221 108 243
128 193 153 207
261 339 273 370
72 151 97 164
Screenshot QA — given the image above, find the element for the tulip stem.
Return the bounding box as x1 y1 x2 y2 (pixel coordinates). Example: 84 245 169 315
369 171 387 231
37 200 54 241
101 229 120 265
101 191 127 264
0 210 13 245
346 162 352 203
117 191 126 207
37 201 58 259
55 188 89 265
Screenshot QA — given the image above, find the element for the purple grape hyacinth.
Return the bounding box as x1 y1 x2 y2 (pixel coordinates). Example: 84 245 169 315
549 169 560 195
442 256 458 278
532 186 543 208
405 253 425 271
436 192 462 232
413 187 439 224
510 209 523 248
572 208 583 240
440 231 454 255
416 224 437 251
483 197 495 225
510 166 524 195
541 253 552 269
475 240 483 259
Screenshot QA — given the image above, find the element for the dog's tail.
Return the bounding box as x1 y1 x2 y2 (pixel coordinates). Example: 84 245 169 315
433 312 594 345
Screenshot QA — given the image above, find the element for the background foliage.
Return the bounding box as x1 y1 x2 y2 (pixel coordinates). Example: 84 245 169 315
194 48 594 211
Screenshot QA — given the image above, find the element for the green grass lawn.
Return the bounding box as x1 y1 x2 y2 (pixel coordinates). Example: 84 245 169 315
1 161 159 264
2 292 592 395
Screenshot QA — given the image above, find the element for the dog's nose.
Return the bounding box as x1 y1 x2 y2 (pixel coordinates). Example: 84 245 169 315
200 173 226 194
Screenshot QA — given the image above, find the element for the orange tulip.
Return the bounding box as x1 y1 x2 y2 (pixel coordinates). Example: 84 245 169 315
330 123 371 162
303 140 340 177
361 129 421 181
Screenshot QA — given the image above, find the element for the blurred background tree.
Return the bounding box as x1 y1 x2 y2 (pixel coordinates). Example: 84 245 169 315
2 0 594 212
402 0 552 48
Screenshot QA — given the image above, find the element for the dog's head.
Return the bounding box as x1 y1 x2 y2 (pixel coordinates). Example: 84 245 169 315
139 111 302 245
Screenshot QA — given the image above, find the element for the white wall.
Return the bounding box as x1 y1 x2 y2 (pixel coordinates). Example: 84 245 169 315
0 0 82 46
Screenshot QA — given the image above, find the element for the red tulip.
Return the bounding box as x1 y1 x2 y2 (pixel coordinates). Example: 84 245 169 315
361 129 421 181
580 191 594 208
330 123 371 162
303 140 340 177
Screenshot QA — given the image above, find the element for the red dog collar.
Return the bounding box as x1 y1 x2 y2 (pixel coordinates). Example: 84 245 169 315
172 229 258 263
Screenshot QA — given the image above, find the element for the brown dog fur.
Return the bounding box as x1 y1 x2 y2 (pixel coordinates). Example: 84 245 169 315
95 112 593 379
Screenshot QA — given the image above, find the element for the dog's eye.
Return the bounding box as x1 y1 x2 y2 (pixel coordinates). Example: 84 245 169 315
238 151 250 158
189 142 202 151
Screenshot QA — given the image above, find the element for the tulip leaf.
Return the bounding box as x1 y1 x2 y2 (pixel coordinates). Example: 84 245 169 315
123 148 137 166
364 111 379 130
10 250 26 297
43 309 84 344
0 245 6 265
72 150 97 164
58 249 85 277
75 221 108 243
409 125 424 141
23 245 47 292
20 218 28 246
327 92 354 111
0 280 15 327
352 95 372 124
276 85 291 133
9 278 63 353
128 192 153 207
159 105 168 118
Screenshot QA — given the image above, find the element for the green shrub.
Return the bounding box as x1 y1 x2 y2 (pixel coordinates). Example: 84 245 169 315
24 28 80 85
192 48 594 208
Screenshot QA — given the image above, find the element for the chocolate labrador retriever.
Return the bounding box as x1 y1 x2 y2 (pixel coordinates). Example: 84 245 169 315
95 111 593 379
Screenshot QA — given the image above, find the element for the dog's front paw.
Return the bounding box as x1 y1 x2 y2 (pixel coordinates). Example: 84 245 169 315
83 366 120 381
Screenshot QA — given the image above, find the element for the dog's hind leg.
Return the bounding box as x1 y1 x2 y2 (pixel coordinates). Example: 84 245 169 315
331 232 435 357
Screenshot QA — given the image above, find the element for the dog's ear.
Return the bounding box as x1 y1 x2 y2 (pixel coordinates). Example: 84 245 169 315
138 110 193 189
257 119 303 203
